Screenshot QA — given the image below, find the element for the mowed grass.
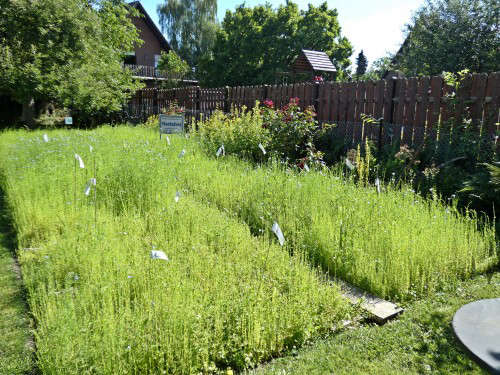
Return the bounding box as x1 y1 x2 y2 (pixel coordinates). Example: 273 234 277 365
0 191 35 375
250 271 500 375
0 127 349 374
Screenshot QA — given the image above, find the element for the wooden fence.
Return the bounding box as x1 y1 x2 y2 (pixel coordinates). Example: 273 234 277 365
125 72 499 149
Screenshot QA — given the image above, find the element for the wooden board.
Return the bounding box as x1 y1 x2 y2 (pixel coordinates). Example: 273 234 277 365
336 278 404 324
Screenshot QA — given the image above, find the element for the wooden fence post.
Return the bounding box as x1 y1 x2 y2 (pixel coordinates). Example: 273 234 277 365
224 86 230 113
313 82 320 114
264 85 270 101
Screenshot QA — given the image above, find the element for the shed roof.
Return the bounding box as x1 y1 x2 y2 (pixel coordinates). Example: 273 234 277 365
291 49 336 73
128 1 171 51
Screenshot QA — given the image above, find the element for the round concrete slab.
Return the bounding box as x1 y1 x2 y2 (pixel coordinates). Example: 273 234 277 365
452 298 500 374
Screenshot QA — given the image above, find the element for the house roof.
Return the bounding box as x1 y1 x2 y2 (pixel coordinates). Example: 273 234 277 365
291 49 336 73
128 1 171 51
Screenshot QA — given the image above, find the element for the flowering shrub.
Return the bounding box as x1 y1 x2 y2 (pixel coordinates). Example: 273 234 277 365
196 98 329 168
262 97 327 168
162 100 185 115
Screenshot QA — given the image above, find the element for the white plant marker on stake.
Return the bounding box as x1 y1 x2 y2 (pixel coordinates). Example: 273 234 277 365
216 144 225 157
89 145 93 152
258 143 266 155
151 250 169 261
74 153 85 169
345 158 355 171
174 191 180 203
304 163 310 172
43 134 49 142
178 149 185 158
375 178 381 195
166 136 170 146
84 178 96 196
271 222 285 246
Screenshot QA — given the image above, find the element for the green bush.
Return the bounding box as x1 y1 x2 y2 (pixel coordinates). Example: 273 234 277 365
197 105 271 161
197 98 330 169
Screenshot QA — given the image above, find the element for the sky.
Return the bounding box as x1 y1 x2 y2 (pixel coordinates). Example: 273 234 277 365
139 0 426 68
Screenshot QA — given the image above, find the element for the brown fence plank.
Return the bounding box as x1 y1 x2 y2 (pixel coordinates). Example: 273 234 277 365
327 82 336 123
414 76 429 131
355 81 366 123
374 80 385 119
383 78 394 123
404 77 417 145
393 78 407 125
470 73 488 129
484 72 500 137
426 76 443 140
346 82 357 122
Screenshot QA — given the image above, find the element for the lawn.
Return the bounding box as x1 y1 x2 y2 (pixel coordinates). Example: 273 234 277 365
0 125 497 374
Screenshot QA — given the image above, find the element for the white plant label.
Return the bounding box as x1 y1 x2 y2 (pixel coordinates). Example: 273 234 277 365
84 178 96 196
89 145 93 152
151 250 169 261
216 144 225 157
174 191 180 203
375 178 381 194
43 134 49 142
304 163 310 172
75 154 85 169
345 158 355 171
84 183 91 196
178 149 185 158
271 222 285 246
258 143 266 155
166 136 170 145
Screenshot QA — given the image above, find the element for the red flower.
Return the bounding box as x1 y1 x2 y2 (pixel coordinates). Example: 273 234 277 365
289 97 300 106
263 99 274 108
314 76 324 82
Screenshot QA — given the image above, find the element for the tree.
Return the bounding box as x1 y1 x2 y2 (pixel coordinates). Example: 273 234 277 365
355 50 368 77
198 2 353 87
358 55 394 81
157 0 218 70
0 0 143 124
395 0 499 76
157 50 190 88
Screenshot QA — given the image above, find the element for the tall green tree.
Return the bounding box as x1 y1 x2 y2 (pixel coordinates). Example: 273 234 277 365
157 0 218 69
0 0 143 124
396 0 499 76
198 2 352 87
355 50 368 77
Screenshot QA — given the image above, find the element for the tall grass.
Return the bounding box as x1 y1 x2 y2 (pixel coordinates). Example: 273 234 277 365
0 128 349 374
0 126 496 373
180 133 496 300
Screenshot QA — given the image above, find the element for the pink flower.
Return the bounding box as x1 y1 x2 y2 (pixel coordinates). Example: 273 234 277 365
314 76 324 82
263 99 274 108
289 97 300 106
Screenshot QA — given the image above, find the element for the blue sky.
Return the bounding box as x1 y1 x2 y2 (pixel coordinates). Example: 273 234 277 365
138 0 425 68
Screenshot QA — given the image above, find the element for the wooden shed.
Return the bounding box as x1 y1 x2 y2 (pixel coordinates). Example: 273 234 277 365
290 49 336 80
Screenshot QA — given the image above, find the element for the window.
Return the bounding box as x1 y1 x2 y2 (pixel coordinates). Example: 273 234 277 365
124 52 136 65
154 54 160 68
